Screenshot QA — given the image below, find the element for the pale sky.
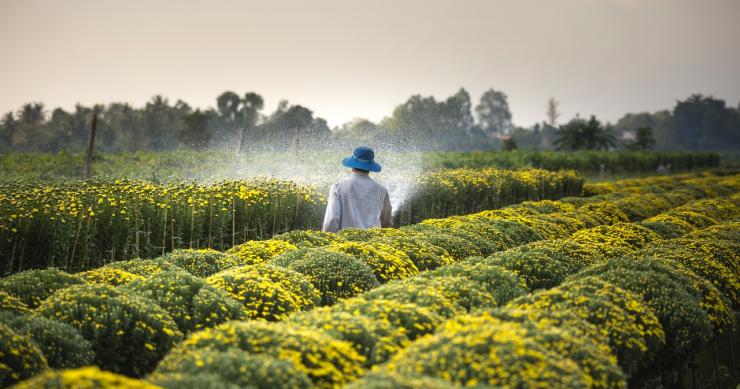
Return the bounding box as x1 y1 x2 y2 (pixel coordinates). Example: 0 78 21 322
1 0 739 128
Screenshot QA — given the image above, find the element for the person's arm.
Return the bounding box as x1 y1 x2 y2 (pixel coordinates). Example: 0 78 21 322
380 190 392 228
322 184 341 233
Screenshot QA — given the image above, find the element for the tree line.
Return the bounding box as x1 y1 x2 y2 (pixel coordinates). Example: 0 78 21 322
1 89 738 153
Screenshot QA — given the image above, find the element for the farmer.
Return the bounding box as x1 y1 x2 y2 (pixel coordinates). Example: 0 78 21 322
322 146 392 233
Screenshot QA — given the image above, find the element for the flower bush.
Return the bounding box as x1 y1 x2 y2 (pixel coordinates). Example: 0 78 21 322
420 216 517 252
36 284 183 377
345 371 458 389
572 260 712 366
205 268 303 321
225 239 298 266
578 255 734 334
403 223 498 256
272 229 345 248
11 366 159 389
0 311 94 369
0 322 47 387
481 248 573 290
332 298 443 340
159 248 241 277
104 258 183 277
289 308 408 366
123 270 246 333
687 221 740 244
213 264 320 310
364 276 494 315
271 248 380 305
77 267 143 286
0 290 30 315
162 320 365 388
338 227 410 242
372 235 454 271
577 202 630 224
637 239 740 307
508 277 665 376
422 261 527 305
0 268 85 308
362 281 461 319
323 241 419 282
385 312 589 388
150 348 312 389
568 223 661 257
472 309 627 389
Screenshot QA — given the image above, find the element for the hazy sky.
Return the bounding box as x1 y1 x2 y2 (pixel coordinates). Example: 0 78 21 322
1 0 739 128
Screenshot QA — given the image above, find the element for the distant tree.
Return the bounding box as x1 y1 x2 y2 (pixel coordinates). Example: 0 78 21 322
671 94 740 151
178 109 212 148
105 103 140 151
238 92 264 151
502 136 518 151
0 112 17 151
14 103 46 150
546 98 561 127
335 118 381 145
256 101 328 149
381 88 479 150
554 115 615 151
475 89 512 138
627 126 656 150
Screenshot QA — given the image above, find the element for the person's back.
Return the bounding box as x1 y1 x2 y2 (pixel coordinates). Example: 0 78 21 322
322 147 392 233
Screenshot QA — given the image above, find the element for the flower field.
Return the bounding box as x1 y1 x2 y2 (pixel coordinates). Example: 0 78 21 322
1 171 739 388
0 168 583 274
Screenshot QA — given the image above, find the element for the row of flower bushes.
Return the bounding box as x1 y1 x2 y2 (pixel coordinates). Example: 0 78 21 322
0 168 585 274
0 172 737 387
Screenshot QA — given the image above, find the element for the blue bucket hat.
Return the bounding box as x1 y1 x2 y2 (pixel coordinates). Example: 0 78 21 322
342 146 381 173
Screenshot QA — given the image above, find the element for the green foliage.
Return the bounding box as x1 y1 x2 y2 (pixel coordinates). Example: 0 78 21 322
0 322 48 387
271 248 380 305
0 311 94 369
150 348 312 389
123 270 246 334
163 320 365 388
0 268 85 308
36 284 183 377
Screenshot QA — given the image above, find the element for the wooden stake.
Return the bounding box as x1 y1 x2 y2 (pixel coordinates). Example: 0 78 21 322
84 113 98 178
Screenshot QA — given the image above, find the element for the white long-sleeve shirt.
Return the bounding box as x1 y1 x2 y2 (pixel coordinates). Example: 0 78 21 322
322 172 392 233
